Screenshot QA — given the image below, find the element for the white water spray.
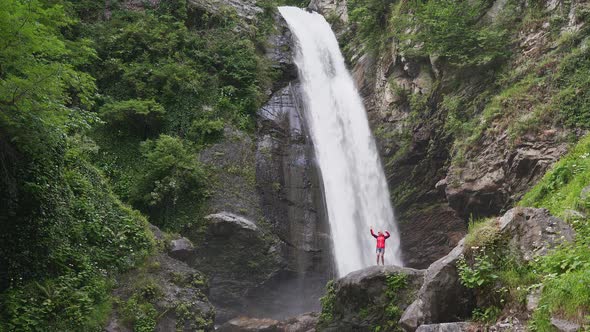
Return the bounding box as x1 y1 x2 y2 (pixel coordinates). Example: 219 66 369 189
278 6 403 276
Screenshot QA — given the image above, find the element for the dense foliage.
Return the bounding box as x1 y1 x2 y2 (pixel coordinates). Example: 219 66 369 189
0 0 281 329
0 0 154 329
348 0 508 65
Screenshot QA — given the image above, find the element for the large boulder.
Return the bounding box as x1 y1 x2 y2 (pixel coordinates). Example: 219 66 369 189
185 211 283 322
399 240 475 331
498 207 575 261
415 322 478 332
322 266 425 331
218 317 282 332
217 313 318 332
168 237 195 261
106 253 215 332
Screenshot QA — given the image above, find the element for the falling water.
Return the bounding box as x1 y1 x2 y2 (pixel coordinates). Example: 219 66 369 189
278 6 403 276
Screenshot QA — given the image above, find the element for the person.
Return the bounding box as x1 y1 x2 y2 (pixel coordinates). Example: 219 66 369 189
370 227 390 266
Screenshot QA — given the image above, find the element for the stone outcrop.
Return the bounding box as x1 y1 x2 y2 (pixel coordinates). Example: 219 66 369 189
445 138 569 218
497 207 575 261
415 322 479 332
168 237 195 261
308 0 348 23
399 240 474 331
218 312 318 332
322 266 424 331
106 252 215 332
183 211 283 322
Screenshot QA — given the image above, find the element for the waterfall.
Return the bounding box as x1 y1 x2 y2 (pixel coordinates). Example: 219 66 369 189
278 6 403 276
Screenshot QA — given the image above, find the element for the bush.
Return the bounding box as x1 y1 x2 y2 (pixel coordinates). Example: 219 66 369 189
131 135 207 229
3 269 111 331
318 280 336 326
457 253 499 288
187 118 225 145
464 218 499 250
100 99 165 138
392 0 509 66
554 47 590 128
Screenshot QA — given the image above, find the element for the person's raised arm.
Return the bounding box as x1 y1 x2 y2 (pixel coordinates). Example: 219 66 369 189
370 228 377 238
385 231 391 239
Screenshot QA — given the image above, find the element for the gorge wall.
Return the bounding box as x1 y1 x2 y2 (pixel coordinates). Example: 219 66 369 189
176 3 335 322
311 0 588 268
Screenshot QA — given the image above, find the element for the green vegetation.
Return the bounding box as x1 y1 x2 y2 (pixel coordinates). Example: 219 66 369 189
130 135 208 229
382 274 407 331
520 135 590 330
458 135 590 329
318 280 337 327
396 0 508 66
0 0 154 329
0 0 286 329
348 0 508 65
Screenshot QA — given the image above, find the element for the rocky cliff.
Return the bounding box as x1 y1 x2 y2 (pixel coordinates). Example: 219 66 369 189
312 0 589 269
175 2 334 323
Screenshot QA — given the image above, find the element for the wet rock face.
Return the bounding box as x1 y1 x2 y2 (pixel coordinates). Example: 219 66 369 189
184 211 283 323
323 266 425 331
445 137 569 219
266 16 298 87
255 82 334 319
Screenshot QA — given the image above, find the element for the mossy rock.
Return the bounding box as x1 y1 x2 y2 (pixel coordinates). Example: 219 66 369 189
320 266 424 331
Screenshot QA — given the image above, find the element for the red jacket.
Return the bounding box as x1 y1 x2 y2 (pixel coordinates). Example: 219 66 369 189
371 229 390 248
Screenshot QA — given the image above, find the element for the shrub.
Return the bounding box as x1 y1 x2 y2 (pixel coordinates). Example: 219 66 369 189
394 0 510 66
100 99 165 138
464 218 499 250
318 280 336 326
553 47 590 128
131 135 207 229
187 118 225 145
457 253 499 288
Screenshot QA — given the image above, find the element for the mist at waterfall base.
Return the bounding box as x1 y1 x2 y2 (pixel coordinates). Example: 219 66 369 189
278 7 403 277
